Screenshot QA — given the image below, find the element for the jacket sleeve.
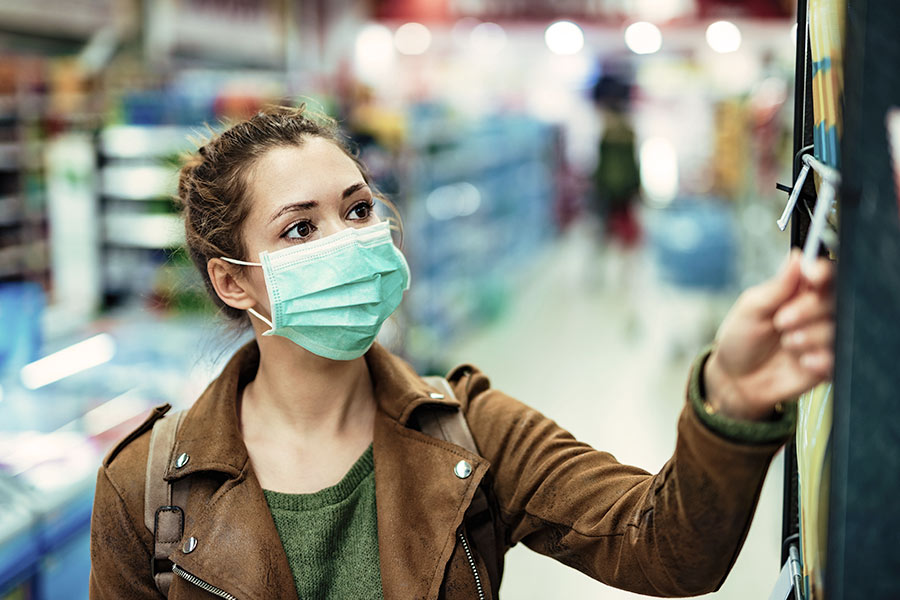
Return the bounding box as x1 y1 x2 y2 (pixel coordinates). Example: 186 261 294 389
89 466 163 599
461 356 793 598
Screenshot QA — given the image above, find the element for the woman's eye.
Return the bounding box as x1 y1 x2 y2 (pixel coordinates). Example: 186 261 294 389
285 221 315 239
347 201 373 221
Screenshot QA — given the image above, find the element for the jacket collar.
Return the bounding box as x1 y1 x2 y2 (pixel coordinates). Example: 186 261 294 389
165 340 460 481
163 340 487 600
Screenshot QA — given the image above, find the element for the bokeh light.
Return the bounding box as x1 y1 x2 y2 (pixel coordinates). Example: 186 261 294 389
625 22 663 55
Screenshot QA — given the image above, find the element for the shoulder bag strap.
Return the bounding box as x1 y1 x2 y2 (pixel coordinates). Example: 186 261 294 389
420 376 479 453
144 409 190 597
419 376 502 598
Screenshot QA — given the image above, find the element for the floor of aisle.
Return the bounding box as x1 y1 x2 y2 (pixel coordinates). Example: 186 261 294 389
442 223 786 600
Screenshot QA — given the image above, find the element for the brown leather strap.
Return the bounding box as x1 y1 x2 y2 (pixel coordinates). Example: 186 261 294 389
420 377 501 599
420 376 479 454
144 410 184 532
144 410 187 597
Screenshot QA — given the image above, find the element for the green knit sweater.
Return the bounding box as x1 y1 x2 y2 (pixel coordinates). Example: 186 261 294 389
263 444 383 600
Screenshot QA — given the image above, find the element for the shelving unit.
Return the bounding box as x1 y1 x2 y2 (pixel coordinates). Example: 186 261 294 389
0 62 52 293
400 104 560 369
95 124 194 307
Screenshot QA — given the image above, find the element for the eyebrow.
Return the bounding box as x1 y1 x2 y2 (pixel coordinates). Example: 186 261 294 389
268 182 369 223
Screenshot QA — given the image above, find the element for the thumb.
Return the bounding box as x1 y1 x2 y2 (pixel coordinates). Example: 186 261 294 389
752 250 803 313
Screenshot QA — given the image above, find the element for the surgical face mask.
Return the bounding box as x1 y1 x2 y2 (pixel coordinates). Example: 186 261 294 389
221 220 410 361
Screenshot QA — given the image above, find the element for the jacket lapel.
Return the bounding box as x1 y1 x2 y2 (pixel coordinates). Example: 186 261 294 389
169 466 299 600
373 410 488 600
159 343 298 600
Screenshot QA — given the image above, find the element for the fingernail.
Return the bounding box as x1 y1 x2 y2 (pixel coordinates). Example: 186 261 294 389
784 331 804 347
775 310 795 329
800 353 823 369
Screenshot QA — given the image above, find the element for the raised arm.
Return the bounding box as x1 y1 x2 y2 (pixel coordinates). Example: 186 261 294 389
461 251 833 597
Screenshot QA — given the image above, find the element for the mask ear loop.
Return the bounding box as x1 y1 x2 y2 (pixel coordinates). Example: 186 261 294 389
220 257 261 267
219 256 275 331
246 307 274 330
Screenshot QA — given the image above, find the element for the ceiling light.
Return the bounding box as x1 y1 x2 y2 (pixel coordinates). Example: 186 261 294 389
394 22 432 56
624 22 662 55
545 20 585 56
706 21 742 54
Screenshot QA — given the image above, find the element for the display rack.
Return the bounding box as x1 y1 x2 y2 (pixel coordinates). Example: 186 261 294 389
95 124 194 307
776 1 826 598
0 63 51 289
778 2 900 599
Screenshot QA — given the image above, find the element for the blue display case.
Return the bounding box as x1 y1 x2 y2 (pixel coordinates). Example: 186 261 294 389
0 314 241 600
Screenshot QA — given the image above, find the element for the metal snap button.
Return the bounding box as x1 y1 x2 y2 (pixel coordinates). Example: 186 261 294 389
429 392 445 399
454 460 473 479
183 537 198 554
174 453 190 469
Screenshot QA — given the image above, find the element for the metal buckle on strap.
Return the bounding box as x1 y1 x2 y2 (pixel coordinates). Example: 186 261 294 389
152 504 185 582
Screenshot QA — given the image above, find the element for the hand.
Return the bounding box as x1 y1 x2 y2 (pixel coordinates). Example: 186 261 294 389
704 250 835 421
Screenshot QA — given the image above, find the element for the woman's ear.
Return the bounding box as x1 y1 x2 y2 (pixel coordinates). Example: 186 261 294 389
207 258 258 311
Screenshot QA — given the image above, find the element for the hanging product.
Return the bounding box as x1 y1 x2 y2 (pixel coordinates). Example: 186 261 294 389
796 382 834 600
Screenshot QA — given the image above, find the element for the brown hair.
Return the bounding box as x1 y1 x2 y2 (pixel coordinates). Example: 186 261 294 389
176 104 400 324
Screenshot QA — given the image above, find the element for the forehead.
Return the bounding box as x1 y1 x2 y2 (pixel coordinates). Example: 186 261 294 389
246 138 363 210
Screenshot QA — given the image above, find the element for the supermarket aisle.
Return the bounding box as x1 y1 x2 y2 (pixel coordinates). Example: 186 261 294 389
443 223 786 599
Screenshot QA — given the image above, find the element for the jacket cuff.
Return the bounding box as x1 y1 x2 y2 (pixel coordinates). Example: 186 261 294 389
688 346 797 445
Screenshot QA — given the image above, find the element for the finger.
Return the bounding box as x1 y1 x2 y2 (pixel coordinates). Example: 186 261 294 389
801 258 835 291
748 250 803 314
773 289 835 331
799 349 834 379
781 321 835 353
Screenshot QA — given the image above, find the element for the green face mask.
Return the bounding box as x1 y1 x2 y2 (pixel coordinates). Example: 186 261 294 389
222 221 410 360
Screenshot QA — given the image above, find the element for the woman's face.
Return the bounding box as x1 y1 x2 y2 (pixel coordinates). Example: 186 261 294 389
241 137 379 258
235 136 380 313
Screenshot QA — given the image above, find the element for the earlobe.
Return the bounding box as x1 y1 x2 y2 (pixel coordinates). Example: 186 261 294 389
207 258 258 311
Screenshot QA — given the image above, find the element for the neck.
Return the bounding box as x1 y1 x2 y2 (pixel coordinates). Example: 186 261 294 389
242 328 376 443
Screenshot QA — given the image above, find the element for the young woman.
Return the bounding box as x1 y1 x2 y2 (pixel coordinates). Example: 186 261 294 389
89 106 834 600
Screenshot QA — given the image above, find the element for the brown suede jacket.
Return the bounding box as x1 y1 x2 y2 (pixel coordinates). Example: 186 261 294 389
89 341 792 599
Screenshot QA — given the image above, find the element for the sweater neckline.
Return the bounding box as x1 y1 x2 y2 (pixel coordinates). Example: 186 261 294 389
263 444 375 511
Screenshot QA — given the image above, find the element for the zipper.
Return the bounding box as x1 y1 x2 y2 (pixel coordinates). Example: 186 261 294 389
458 531 486 600
172 564 238 600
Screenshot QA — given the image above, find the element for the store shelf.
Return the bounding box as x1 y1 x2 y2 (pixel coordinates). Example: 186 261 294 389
103 213 183 249
0 1 118 40
100 164 178 200
0 142 19 170
99 125 197 159
0 195 19 226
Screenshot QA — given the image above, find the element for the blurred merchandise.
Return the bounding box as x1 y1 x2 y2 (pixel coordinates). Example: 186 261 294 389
711 100 750 201
796 383 833 600
143 0 287 68
809 0 846 169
